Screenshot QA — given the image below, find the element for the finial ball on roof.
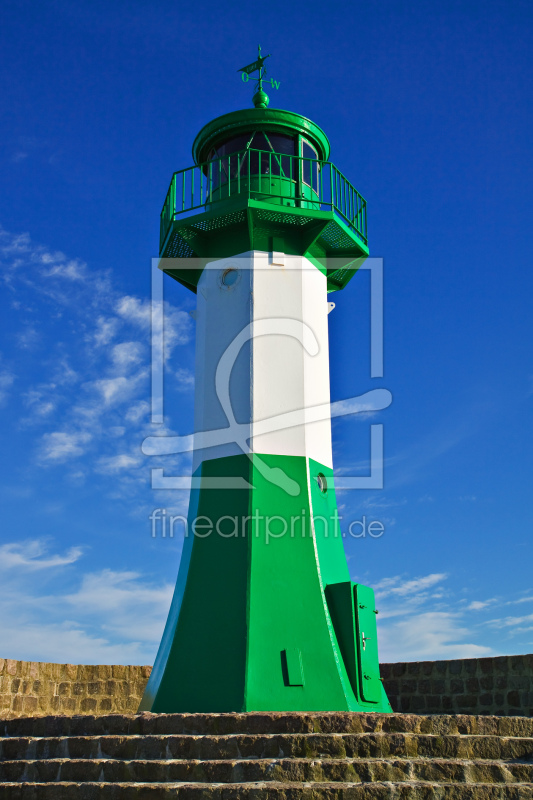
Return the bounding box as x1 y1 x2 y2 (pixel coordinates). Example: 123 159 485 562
252 89 269 108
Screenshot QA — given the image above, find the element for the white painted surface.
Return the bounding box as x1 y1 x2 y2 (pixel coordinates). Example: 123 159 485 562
192 251 333 471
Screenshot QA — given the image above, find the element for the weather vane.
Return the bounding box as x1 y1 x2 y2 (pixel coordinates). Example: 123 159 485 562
238 45 280 108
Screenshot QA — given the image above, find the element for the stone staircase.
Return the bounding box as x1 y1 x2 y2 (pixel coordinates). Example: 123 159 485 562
1 712 532 798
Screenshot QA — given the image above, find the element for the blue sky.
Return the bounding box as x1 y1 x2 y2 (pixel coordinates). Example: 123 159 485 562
0 0 532 666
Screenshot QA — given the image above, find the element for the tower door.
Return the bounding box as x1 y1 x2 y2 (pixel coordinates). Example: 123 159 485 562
354 584 382 703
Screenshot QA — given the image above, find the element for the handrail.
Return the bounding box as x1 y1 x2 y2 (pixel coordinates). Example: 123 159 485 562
160 148 367 251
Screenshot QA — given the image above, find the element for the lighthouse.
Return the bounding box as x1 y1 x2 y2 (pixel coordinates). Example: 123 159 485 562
140 51 391 714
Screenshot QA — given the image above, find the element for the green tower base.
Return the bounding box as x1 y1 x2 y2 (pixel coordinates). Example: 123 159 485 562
140 454 391 714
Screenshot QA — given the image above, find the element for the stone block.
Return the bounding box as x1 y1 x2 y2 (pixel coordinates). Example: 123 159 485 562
495 676 507 690
466 678 480 692
29 662 39 679
407 662 420 676
0 694 11 710
399 696 411 712
435 661 448 675
87 681 104 696
99 698 112 712
450 678 464 694
507 690 520 706
39 695 52 712
480 676 494 690
98 665 112 679
64 663 78 680
457 694 478 709
509 676 530 690
421 661 434 676
510 655 525 672
80 665 99 681
0 658 5 673
418 679 431 694
426 695 442 711
10 678 20 693
464 659 477 675
80 697 98 713
479 693 493 706
431 679 445 693
401 679 416 693
493 656 508 673
112 664 127 680
12 695 23 712
59 696 77 712
49 695 60 711
104 680 119 696
58 681 70 696
449 660 463 675
6 660 18 676
478 657 494 675
22 696 38 714
379 663 392 680
392 662 407 677
49 663 61 680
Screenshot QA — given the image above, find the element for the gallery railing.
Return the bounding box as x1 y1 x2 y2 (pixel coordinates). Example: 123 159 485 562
160 148 367 251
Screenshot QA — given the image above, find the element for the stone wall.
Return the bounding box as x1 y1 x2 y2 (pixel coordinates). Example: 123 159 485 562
2 655 533 718
380 654 533 716
0 659 151 719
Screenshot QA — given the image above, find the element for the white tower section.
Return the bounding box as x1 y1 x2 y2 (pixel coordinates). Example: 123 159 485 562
192 250 333 473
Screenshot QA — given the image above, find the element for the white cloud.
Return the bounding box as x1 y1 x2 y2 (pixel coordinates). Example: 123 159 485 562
125 400 150 423
379 611 493 662
467 598 497 611
0 540 83 571
0 539 172 663
91 368 148 406
52 358 79 385
0 370 14 405
164 305 192 354
116 295 152 327
24 388 56 417
175 367 194 390
111 341 144 371
97 454 141 473
93 316 120 347
487 612 533 630
375 573 447 598
17 325 39 350
0 621 150 665
43 259 87 281
40 430 92 462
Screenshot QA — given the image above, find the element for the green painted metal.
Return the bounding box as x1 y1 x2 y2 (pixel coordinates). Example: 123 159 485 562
158 147 368 293
192 108 330 164
354 584 382 703
140 454 391 713
237 45 280 107
161 149 366 249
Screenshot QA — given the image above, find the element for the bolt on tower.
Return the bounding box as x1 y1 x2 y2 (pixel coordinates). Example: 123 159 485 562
140 53 391 714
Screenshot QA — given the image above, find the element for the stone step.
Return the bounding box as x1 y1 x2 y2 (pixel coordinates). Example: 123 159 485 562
2 732 533 761
0 780 532 799
3 712 533 739
1 756 533 784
